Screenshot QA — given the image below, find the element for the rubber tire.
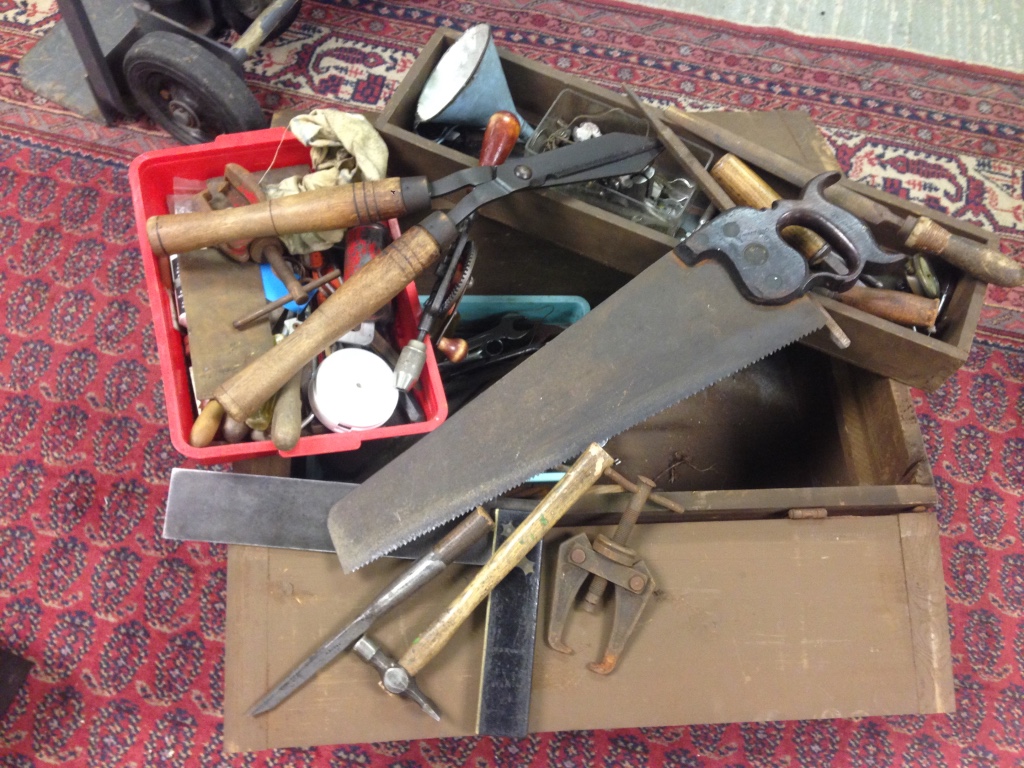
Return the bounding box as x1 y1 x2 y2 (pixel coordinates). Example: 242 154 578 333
123 32 266 145
218 0 302 42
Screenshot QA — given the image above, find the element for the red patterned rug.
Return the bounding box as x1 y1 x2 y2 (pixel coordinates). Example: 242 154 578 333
1 1 1022 765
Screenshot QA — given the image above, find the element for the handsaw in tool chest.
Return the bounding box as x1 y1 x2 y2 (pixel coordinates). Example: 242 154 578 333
327 170 907 572
328 254 824 571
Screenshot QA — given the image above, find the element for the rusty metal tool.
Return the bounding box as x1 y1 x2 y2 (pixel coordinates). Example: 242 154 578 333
547 476 657 674
357 445 613 720
327 172 899 573
663 107 1024 288
232 268 341 329
624 86 734 212
248 507 494 716
185 130 662 447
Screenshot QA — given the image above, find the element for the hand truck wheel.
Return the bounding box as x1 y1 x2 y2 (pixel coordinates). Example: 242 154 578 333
123 31 266 144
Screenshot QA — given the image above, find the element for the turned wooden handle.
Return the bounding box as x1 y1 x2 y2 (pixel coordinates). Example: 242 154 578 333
398 443 614 676
212 213 457 423
269 368 303 451
479 112 521 167
189 400 225 448
147 177 431 257
830 284 940 327
903 217 1023 288
711 153 828 261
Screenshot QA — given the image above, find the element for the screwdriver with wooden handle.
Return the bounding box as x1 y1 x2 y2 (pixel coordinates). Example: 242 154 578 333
663 107 1023 288
711 153 941 328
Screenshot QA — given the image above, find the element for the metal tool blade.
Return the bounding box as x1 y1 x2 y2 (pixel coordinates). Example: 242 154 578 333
328 253 825 572
448 133 662 222
476 508 543 738
163 469 493 565
248 613 373 715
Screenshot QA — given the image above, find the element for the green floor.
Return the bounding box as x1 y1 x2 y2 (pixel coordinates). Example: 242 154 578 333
629 0 1022 73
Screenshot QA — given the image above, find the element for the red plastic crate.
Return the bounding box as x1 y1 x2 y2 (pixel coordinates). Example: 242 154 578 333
129 127 447 463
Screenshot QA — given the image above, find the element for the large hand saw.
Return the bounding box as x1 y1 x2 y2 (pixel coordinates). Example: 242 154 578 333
328 173 900 572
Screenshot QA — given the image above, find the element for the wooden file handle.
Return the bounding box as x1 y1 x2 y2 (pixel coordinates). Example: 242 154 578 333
711 153 828 261
147 177 432 257
398 443 615 677
826 284 940 328
188 213 457 445
711 152 940 328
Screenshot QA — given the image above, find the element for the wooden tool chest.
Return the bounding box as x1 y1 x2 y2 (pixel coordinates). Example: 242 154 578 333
221 31 958 750
376 28 991 392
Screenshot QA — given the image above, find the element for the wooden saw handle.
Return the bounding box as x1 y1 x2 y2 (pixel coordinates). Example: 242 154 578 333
398 443 614 677
147 177 431 257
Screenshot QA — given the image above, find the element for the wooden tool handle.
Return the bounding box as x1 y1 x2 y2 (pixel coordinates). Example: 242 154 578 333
902 217 1023 288
210 214 457 424
398 443 614 676
711 153 828 260
479 112 521 167
433 507 495 564
829 284 940 327
146 177 431 257
189 399 224 447
269 368 303 451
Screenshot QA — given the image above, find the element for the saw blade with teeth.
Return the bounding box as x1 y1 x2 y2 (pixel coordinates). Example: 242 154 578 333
327 251 826 572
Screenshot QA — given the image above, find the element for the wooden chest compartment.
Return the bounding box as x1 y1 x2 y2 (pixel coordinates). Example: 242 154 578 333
223 277 948 751
376 28 991 392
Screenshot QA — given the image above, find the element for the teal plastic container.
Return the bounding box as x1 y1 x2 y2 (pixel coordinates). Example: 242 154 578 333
425 294 591 327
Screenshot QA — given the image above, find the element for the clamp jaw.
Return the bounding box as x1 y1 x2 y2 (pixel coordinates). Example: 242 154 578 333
546 474 660 675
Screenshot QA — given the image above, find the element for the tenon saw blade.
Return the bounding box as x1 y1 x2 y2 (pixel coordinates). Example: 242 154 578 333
328 252 825 572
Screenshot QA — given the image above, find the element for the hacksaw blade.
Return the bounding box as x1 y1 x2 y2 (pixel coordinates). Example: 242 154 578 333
327 251 825 572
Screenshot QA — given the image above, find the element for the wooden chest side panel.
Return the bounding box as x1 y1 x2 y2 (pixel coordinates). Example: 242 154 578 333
224 514 951 750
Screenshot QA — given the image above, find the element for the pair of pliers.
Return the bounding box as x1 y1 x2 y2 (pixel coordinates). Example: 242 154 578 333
152 132 663 446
